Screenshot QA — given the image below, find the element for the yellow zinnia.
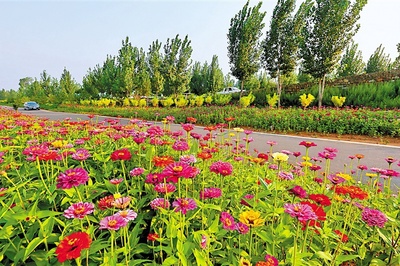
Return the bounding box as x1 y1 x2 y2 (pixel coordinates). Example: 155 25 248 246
272 152 289 162
239 210 264 227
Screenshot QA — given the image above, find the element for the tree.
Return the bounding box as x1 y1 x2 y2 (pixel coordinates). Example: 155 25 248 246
227 0 266 93
162 35 193 96
392 43 400 70
299 0 367 108
208 55 224 94
190 61 208 95
262 0 298 107
337 41 365 77
59 68 80 103
117 37 136 97
148 40 165 96
365 44 392 73
134 48 151 96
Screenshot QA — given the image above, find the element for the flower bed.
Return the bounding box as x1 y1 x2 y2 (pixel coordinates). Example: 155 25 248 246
0 108 399 265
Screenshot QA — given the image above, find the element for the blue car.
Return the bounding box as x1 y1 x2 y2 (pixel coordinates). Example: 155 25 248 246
24 101 40 110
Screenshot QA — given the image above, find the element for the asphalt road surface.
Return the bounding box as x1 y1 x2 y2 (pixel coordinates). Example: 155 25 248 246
18 108 400 190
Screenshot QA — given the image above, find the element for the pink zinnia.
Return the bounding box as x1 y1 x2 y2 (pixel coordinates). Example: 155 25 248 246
264 254 279 266
117 210 137 221
99 214 128 230
284 203 318 222
361 207 388 228
130 167 145 176
150 198 171 210
200 187 222 200
318 151 336 160
235 222 249 234
56 168 89 189
162 162 199 182
172 140 190 151
154 183 176 194
278 171 294 180
172 198 197 215
289 186 308 198
327 174 346 185
181 123 194 132
210 161 233 176
220 212 236 231
110 178 123 185
63 202 94 219
71 148 91 161
112 196 131 209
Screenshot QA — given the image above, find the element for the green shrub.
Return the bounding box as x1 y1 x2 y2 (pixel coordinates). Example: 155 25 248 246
213 94 232 106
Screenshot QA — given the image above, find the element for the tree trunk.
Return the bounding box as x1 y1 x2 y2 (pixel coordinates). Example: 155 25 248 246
318 74 326 109
276 69 281 108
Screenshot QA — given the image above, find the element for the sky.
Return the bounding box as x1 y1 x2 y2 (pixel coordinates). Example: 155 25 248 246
0 0 399 91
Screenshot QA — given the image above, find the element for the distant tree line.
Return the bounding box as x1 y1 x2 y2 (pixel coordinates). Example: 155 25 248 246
2 0 399 108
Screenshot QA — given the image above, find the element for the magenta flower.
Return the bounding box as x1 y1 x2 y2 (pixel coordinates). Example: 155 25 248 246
109 178 123 185
318 151 336 160
200 187 222 200
63 202 94 219
265 254 279 266
116 210 137 221
361 207 388 228
284 203 318 222
162 162 199 182
357 165 368 171
130 167 145 176
289 185 308 198
56 168 89 189
267 140 277 146
172 198 197 215
172 140 190 151
154 183 176 194
220 212 236 230
150 198 171 210
71 148 91 161
327 174 346 185
235 222 249 234
180 155 197 165
200 235 207 249
210 161 233 176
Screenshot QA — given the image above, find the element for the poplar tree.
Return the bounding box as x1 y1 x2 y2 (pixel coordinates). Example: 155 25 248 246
365 44 392 73
262 0 298 107
227 0 265 93
208 55 224 94
148 40 164 96
299 0 368 108
393 43 400 70
337 41 365 77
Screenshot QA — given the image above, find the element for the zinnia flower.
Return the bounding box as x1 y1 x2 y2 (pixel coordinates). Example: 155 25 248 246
172 198 197 215
308 194 331 206
152 155 175 167
210 161 233 176
154 183 176 194
56 168 89 189
220 212 236 230
272 152 289 162
289 185 308 198
117 209 137 221
236 222 250 234
55 231 91 263
299 141 317 148
333 230 349 243
172 140 190 151
150 198 171 210
239 210 264 227
284 203 318 222
97 195 115 210
99 214 128 230
147 232 160 241
264 254 279 266
361 207 387 228
110 148 132 161
162 162 199 182
71 148 91 161
112 196 131 209
130 167 145 176
200 187 222 200
63 202 94 219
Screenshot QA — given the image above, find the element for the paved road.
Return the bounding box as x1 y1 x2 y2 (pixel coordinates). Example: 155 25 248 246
19 108 400 190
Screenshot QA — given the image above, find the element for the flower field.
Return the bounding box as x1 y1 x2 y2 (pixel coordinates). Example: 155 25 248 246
0 107 399 266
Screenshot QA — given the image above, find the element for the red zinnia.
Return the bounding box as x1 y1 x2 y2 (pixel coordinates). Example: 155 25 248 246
308 194 331 206
299 141 317 148
97 195 115 210
55 232 91 262
110 148 132 161
147 232 160 241
152 155 175 167
333 230 349 243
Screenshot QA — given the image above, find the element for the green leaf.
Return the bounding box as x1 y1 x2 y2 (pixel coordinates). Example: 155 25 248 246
162 256 179 266
23 237 45 261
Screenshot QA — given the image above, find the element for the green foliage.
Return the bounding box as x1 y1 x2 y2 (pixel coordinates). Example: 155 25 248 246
194 95 204 107
204 95 213 105
299 0 368 108
213 94 232 106
227 0 266 89
365 44 392 73
138 98 147 107
122 98 131 107
174 95 188 108
337 41 366 77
